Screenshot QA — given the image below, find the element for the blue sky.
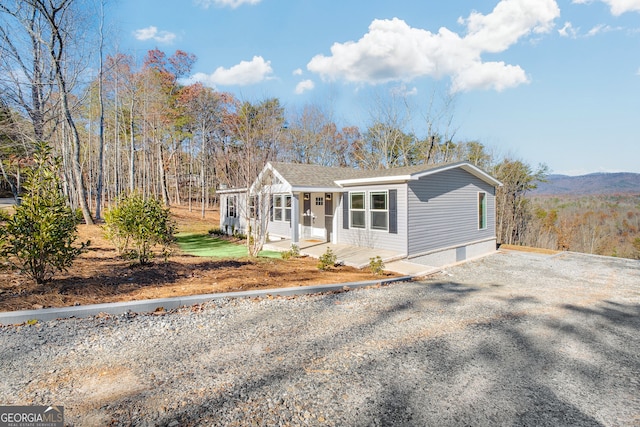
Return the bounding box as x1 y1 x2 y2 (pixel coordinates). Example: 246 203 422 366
113 0 640 175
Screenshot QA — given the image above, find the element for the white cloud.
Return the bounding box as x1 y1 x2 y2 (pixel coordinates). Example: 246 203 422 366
307 0 560 92
133 26 176 43
390 84 418 97
195 0 261 8
293 68 303 76
188 56 273 86
558 22 578 38
294 79 315 94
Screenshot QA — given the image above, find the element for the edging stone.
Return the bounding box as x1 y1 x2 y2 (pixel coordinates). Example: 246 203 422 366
0 275 412 325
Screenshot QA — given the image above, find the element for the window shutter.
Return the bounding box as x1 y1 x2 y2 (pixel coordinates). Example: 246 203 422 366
389 189 397 234
342 192 349 229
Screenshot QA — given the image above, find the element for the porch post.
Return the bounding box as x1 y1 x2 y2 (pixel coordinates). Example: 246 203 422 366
291 193 300 245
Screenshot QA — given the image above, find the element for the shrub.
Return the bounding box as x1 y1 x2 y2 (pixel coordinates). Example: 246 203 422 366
0 142 88 284
104 193 175 264
369 255 385 275
281 244 300 260
317 247 337 270
208 227 225 236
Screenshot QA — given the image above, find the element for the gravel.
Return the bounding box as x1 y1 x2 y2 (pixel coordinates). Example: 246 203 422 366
1 250 639 426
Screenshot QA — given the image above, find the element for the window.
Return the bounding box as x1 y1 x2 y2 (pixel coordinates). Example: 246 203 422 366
284 195 292 222
227 195 237 218
370 191 388 231
273 195 283 221
272 195 292 222
478 192 487 230
350 192 365 228
315 197 324 206
249 196 258 219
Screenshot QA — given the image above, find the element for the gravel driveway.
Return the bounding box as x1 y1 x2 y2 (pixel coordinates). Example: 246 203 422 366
1 250 639 426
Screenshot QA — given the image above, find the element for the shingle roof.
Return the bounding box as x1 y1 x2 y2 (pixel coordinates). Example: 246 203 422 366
268 161 461 188
268 162 370 188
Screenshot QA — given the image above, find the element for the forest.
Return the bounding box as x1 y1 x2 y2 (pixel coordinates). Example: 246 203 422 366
1 0 638 260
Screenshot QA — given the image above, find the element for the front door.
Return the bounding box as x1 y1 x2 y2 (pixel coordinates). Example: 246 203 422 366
324 193 333 242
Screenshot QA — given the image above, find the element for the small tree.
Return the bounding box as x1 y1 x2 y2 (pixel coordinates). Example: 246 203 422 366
0 142 88 284
104 193 175 264
317 247 337 270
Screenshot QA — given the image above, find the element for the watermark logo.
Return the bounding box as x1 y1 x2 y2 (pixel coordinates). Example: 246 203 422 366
0 406 64 427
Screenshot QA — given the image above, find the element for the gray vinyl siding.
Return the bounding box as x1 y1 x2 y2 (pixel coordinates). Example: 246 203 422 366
336 183 408 254
407 168 496 256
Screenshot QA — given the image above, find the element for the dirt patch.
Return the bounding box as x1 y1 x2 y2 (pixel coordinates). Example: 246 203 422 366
0 206 396 312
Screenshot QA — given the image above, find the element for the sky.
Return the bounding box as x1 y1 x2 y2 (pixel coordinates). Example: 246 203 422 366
112 0 640 175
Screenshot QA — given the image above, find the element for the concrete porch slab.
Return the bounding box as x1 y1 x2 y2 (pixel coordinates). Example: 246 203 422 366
264 239 437 276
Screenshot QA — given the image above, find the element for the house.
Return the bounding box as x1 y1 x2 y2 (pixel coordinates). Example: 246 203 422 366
218 161 502 267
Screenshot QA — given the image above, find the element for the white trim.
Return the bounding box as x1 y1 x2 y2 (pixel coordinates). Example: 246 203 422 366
370 190 389 232
349 191 366 229
291 185 342 192
478 191 487 230
217 187 247 194
335 162 502 188
413 162 502 187
335 175 413 187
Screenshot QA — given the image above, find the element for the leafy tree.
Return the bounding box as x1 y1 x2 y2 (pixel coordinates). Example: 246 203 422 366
0 142 88 284
493 159 548 245
104 193 175 264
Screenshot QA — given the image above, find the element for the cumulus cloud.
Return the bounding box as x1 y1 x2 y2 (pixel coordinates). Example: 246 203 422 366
307 0 560 92
195 0 261 8
133 26 176 43
293 68 303 76
573 0 640 15
187 56 273 87
294 79 315 94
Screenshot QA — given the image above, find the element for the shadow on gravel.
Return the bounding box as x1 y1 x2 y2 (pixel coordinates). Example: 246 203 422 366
95 283 639 426
562 301 640 324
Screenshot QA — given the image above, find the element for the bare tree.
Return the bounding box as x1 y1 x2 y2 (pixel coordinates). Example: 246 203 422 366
0 0 94 223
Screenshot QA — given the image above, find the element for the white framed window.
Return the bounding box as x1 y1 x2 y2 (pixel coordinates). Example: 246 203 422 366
478 192 487 230
273 195 283 221
315 197 324 206
272 195 292 222
284 195 292 222
370 191 388 231
249 195 258 219
227 195 237 218
350 192 366 229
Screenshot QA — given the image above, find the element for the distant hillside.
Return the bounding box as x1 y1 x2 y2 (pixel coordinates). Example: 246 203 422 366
530 172 640 196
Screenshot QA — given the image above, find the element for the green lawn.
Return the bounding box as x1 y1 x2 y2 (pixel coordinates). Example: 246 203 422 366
175 233 281 259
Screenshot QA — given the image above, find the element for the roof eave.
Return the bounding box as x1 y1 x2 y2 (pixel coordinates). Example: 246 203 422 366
334 175 414 187
413 162 503 187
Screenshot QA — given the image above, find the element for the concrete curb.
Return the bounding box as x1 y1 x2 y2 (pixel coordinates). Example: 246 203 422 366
0 275 413 326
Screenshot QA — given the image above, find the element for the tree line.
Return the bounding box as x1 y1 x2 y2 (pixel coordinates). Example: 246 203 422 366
1 0 589 257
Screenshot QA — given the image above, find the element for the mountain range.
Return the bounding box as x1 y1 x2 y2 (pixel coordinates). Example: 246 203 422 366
530 172 640 196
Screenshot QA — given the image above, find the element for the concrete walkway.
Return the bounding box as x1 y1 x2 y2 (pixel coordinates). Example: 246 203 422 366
264 239 439 276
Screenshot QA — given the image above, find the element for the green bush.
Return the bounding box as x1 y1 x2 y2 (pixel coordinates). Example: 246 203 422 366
0 142 88 284
281 244 300 260
317 247 337 270
369 255 385 275
104 193 175 264
208 227 225 236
